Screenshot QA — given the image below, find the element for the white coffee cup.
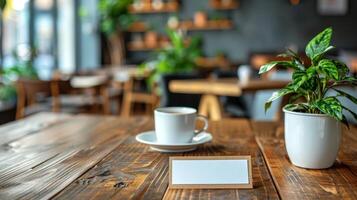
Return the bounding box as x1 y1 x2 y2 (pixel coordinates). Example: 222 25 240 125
154 107 208 144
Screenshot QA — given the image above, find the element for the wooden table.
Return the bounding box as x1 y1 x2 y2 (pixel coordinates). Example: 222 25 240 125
1 113 356 199
252 121 357 199
169 78 289 120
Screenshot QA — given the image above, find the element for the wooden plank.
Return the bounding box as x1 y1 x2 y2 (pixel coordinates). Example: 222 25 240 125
54 119 279 200
253 121 357 199
169 79 242 96
0 115 150 200
178 20 233 31
0 112 71 145
169 78 289 97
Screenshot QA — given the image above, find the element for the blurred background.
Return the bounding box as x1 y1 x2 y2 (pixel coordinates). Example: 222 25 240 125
0 0 356 124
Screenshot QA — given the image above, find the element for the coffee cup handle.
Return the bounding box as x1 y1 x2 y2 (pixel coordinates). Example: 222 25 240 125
194 115 209 134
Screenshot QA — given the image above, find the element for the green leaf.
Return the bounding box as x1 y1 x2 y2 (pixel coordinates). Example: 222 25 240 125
264 101 273 113
333 88 357 105
289 93 305 103
265 86 294 112
284 103 308 112
333 60 349 80
292 70 309 91
259 61 297 74
333 77 357 86
314 97 343 120
341 114 350 129
0 0 6 11
305 27 333 62
292 59 305 71
342 106 357 121
278 49 303 63
312 46 335 64
318 59 339 80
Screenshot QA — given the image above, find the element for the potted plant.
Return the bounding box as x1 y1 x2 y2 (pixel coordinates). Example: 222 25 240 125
141 29 202 91
259 27 357 169
98 0 135 65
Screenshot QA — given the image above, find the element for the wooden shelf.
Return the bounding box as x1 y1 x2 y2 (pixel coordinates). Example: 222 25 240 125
128 38 191 51
178 19 233 31
127 22 148 32
210 0 239 10
196 57 231 68
127 41 166 51
129 1 179 14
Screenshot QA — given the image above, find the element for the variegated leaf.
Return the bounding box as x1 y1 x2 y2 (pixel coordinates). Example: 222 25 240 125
284 103 308 112
342 106 357 121
259 61 298 74
265 86 294 112
314 97 343 120
292 70 308 91
318 59 339 80
305 27 333 62
333 88 357 104
333 60 349 80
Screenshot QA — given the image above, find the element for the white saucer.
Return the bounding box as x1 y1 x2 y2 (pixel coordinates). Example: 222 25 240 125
135 131 212 153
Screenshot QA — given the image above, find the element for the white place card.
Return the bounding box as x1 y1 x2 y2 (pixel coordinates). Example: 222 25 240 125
169 156 252 189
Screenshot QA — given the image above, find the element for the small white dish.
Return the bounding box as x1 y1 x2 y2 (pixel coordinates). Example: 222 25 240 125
135 131 212 153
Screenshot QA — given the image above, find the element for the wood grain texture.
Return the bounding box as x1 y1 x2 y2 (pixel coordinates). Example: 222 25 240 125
54 119 279 200
169 78 289 96
0 112 71 145
163 119 279 200
0 114 278 200
0 114 150 200
252 121 357 200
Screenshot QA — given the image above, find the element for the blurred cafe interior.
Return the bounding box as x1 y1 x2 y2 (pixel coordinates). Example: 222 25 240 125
1 0 357 199
1 0 356 123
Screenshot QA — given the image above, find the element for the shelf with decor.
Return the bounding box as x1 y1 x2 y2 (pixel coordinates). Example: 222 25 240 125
129 1 179 14
127 21 149 32
127 42 163 51
196 56 231 69
127 40 193 51
210 0 239 10
128 34 192 51
178 19 233 31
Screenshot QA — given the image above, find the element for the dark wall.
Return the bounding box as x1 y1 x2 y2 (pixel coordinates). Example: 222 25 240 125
131 0 357 63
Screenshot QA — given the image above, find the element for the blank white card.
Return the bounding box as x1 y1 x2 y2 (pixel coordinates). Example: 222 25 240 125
169 156 252 189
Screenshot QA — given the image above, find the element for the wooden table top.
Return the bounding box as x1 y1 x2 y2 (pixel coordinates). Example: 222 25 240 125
0 113 356 199
169 78 290 96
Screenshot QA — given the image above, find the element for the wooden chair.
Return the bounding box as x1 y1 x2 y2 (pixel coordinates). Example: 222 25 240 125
16 79 52 119
53 71 119 115
120 77 158 117
50 79 97 113
97 79 124 115
54 78 122 115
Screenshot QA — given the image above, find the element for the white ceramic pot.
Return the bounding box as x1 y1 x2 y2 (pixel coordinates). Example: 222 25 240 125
284 109 341 169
